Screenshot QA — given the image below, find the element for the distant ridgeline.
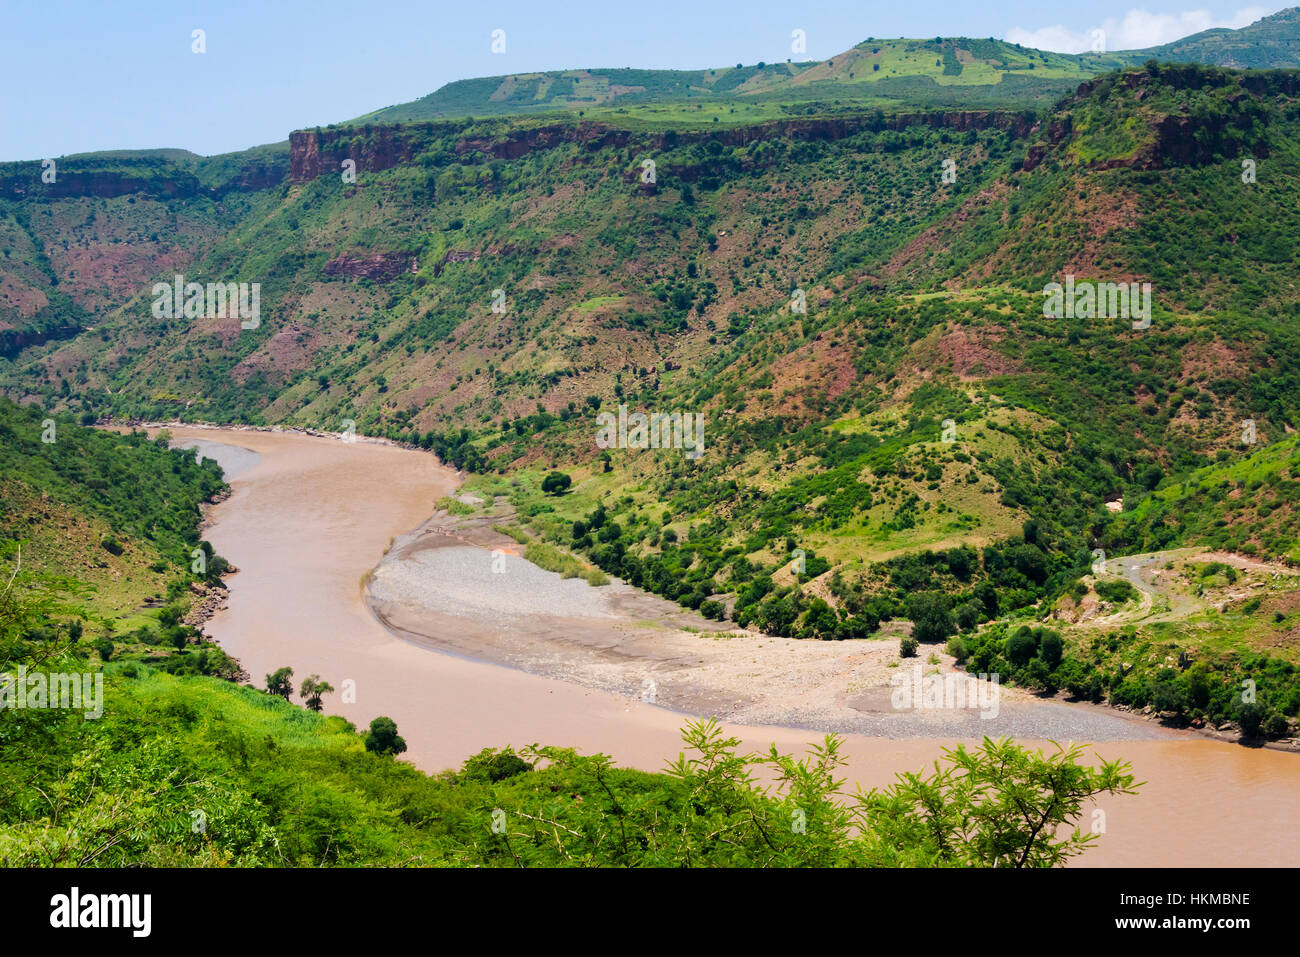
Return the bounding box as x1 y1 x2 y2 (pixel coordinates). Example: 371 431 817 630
0 149 289 201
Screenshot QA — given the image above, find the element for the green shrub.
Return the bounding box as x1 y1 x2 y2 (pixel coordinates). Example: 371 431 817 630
460 747 533 783
1007 628 1038 666
1095 579 1136 604
364 716 408 756
1235 701 1266 737
541 471 572 495
1039 630 1063 668
906 591 955 643
955 601 981 631
1263 712 1291 739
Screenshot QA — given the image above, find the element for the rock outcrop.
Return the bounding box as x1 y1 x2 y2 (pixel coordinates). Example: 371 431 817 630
323 251 419 281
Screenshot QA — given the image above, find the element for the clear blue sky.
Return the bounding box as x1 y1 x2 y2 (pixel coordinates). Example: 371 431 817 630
0 1 1281 160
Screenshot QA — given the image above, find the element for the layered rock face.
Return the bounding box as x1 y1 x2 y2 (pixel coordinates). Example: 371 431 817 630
287 110 1036 183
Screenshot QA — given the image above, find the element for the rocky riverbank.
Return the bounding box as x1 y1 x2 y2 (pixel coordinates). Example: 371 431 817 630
366 501 1177 741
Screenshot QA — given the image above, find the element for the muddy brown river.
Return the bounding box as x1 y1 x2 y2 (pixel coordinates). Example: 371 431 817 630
164 426 1300 867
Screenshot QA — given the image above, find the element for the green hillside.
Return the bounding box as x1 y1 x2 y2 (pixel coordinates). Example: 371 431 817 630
0 398 247 690
0 147 288 356
355 37 1127 126
0 400 229 613
1128 7 1300 69
351 12 1300 127
7 66 1300 589
1117 435 1300 563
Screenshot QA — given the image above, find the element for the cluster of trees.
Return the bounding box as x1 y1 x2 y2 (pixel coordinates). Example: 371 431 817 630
422 428 485 472
951 622 1298 739
265 665 406 754
551 462 1099 645
734 587 880 641
564 501 878 639
0 402 228 576
822 528 1077 646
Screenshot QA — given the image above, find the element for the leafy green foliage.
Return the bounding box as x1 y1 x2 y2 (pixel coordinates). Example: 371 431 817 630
907 591 955 643
0 400 225 572
541 471 572 495
265 667 294 701
959 619 1299 736
364 716 407 756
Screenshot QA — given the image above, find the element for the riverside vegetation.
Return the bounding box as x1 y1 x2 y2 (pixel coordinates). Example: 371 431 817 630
0 407 1139 866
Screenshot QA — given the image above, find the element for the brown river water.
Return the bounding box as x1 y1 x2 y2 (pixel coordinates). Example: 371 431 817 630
162 426 1300 867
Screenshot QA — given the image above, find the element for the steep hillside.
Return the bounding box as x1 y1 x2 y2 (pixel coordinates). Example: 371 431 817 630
1127 7 1300 69
0 400 227 589
1116 436 1300 563
0 146 289 355
5 67 1300 574
0 399 243 682
10 109 1030 430
887 64 1300 311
